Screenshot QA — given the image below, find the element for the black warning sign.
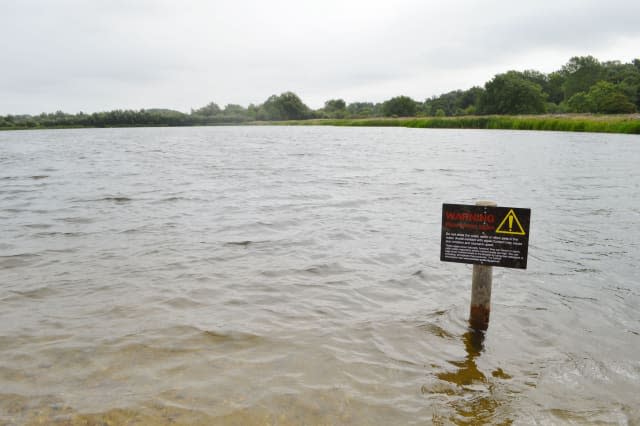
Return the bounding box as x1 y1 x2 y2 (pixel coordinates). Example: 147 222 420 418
440 204 531 269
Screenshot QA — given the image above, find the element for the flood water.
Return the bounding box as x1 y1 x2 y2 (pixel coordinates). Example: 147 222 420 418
1 126 639 424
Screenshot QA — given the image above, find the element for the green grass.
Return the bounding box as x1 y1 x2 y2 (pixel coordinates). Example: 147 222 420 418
269 114 640 134
3 114 639 134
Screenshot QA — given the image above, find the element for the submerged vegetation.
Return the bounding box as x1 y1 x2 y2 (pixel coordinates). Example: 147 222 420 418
1 56 639 133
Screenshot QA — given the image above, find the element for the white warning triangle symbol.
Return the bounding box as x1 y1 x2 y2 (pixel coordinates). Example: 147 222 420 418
496 209 526 235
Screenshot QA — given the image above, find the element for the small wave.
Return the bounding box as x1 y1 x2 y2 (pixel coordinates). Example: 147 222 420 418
419 322 455 339
55 217 94 224
113 325 265 350
23 223 53 229
224 240 254 247
550 290 598 302
2 190 33 196
30 175 49 180
8 286 58 300
99 196 132 202
261 263 353 278
0 253 41 269
327 199 367 208
34 231 85 238
163 297 207 309
303 262 352 276
156 196 186 202
119 228 141 234
200 329 262 343
573 268 599 273
72 196 134 203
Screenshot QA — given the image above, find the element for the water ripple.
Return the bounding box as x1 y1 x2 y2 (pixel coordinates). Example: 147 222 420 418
0 127 639 424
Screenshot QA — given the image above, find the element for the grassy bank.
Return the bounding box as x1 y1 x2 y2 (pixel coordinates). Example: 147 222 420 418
272 114 640 134
2 114 639 134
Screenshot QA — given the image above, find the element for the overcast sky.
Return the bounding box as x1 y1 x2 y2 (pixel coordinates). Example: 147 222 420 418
2 0 639 115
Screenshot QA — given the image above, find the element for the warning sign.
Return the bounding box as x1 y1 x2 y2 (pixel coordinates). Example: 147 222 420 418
440 204 531 269
496 209 526 235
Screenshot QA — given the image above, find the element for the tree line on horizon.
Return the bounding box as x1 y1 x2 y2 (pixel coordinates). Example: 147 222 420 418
1 56 639 130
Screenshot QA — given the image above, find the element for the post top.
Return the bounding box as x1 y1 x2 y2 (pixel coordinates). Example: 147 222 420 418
475 200 497 207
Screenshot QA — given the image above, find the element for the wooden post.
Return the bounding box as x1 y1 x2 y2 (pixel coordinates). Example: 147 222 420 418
469 200 497 331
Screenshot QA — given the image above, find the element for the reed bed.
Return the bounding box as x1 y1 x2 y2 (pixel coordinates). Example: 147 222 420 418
275 115 640 134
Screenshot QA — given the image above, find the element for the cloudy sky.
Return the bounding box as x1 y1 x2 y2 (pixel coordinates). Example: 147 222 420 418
2 0 639 115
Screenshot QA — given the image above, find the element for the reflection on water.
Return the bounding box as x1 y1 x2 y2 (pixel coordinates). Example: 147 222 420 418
436 329 515 425
1 126 639 424
438 329 487 387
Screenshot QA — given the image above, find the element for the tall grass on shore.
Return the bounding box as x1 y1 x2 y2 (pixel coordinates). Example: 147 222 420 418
3 114 638 134
274 115 640 134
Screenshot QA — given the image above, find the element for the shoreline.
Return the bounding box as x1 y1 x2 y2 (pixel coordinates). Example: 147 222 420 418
272 114 640 134
1 114 639 134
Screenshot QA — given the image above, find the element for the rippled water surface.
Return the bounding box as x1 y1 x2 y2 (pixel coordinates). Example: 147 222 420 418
1 126 639 424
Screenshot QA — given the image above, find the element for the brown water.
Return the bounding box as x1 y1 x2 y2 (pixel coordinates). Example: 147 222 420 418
1 126 639 425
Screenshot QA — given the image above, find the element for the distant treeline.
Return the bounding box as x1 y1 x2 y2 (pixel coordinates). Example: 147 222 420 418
1 56 639 130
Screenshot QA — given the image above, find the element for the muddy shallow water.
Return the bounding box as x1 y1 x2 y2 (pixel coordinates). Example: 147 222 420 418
1 126 639 424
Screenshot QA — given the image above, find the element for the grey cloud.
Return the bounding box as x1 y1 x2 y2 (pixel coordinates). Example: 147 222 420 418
419 1 640 69
1 0 639 114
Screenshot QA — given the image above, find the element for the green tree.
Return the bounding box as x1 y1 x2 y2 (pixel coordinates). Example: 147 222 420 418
566 92 595 113
587 81 636 113
382 95 417 117
323 99 347 118
258 92 311 120
459 87 484 111
566 82 637 113
479 71 547 114
278 92 311 119
561 56 605 100
346 102 376 117
257 96 280 120
546 71 566 104
520 69 566 105
192 102 221 116
246 104 259 121
520 70 548 90
598 93 637 113
425 91 460 116
223 104 245 114
601 61 640 108
424 87 483 116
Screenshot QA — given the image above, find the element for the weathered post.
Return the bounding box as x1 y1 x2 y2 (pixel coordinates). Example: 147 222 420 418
469 200 497 331
441 201 531 332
